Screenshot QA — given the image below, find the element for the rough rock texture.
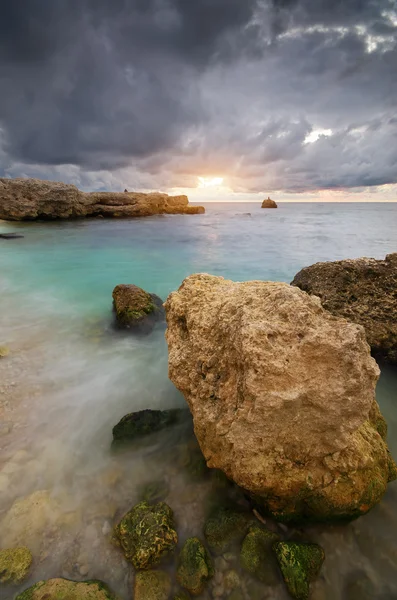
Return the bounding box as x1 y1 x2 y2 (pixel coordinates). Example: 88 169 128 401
176 537 214 596
261 197 277 208
240 525 280 585
15 578 117 600
113 501 178 569
112 285 164 332
204 506 254 554
165 274 397 522
0 178 205 221
273 542 325 600
112 409 188 447
292 253 397 364
134 570 171 600
0 547 32 584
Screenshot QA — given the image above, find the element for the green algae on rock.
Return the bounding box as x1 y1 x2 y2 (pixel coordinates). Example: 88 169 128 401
204 506 254 554
113 501 178 570
240 524 280 585
0 345 10 358
273 541 325 600
112 284 164 333
15 578 117 600
0 547 32 584
134 570 171 600
176 537 214 596
112 408 188 447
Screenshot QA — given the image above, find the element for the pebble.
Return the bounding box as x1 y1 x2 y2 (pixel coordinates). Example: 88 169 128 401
215 556 228 571
79 565 90 576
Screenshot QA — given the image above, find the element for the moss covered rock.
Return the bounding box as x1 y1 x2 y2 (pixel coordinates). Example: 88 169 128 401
240 524 280 585
0 547 32 584
15 578 117 600
0 345 9 358
112 284 164 333
273 541 325 600
134 570 171 600
176 537 214 596
204 506 254 554
113 501 178 570
112 409 187 447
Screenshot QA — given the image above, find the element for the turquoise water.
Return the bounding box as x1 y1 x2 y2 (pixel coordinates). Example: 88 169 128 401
0 202 397 599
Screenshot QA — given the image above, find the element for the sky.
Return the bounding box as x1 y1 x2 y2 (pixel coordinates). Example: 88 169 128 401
0 0 396 202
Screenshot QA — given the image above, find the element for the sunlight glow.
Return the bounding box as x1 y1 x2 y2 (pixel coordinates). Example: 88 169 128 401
304 129 333 144
198 176 224 188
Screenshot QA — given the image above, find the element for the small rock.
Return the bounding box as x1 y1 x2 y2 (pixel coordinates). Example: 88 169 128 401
15 578 117 599
0 547 32 584
214 556 228 571
223 570 240 590
273 541 325 600
134 570 171 600
177 537 214 596
204 506 254 554
79 565 90 576
0 345 10 358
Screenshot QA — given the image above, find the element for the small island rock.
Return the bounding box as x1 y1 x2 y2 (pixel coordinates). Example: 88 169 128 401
273 541 325 600
176 537 214 596
113 501 178 569
292 253 397 364
261 197 277 208
112 284 164 333
165 274 396 522
15 578 117 600
0 547 32 584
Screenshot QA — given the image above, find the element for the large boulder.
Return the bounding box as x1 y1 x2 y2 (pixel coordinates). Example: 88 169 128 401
0 177 205 220
165 274 397 523
291 253 397 364
112 284 164 332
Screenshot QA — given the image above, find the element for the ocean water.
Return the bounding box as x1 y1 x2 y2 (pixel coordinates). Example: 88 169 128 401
0 202 396 600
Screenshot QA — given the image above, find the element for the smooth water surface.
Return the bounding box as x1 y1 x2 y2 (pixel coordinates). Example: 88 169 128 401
0 202 397 599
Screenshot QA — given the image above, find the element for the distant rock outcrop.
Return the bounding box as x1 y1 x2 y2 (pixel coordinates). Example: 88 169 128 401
0 178 205 221
261 197 277 208
165 274 396 522
292 253 397 364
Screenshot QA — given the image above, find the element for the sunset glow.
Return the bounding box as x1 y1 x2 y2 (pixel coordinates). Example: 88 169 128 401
198 176 224 188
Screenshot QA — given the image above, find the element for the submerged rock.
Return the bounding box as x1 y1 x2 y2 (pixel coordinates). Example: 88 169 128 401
0 177 205 220
173 593 191 600
134 570 171 600
240 525 280 585
261 197 277 208
0 547 32 584
204 506 254 554
15 578 117 600
165 274 396 522
292 253 397 363
273 541 325 600
112 408 188 446
0 233 24 239
112 284 164 332
0 345 9 358
113 501 178 570
176 537 214 596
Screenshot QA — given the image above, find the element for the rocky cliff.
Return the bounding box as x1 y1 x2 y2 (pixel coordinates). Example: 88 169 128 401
0 178 205 220
165 274 396 522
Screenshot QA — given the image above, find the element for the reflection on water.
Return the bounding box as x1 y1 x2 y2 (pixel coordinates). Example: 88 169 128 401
0 203 397 599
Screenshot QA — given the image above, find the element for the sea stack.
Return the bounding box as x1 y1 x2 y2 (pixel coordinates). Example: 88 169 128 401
165 274 396 523
261 196 277 208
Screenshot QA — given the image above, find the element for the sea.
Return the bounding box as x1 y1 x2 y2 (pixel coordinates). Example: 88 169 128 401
0 202 397 599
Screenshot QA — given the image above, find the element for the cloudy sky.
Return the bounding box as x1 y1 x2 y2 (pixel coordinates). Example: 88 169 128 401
0 0 396 201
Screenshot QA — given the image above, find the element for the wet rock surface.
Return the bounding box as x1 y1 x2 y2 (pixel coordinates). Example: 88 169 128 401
112 284 164 333
292 253 397 364
0 547 32 584
134 570 172 600
112 408 188 446
273 542 325 600
165 274 396 522
15 578 117 600
176 537 214 596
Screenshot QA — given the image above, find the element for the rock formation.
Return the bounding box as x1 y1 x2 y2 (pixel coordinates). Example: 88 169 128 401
292 253 397 364
165 274 397 522
112 284 164 332
0 177 205 220
261 197 277 208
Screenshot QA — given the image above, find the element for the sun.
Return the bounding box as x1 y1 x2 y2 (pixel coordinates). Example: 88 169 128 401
198 176 224 188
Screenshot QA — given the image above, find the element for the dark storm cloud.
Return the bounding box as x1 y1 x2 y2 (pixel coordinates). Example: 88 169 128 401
0 0 396 193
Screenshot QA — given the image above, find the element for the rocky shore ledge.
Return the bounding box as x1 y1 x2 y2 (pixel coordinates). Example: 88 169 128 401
0 178 205 221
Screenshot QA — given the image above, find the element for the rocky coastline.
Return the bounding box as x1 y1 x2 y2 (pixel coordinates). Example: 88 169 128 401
0 178 205 221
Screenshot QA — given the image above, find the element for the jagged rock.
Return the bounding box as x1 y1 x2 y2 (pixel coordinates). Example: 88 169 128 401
112 408 189 446
112 284 164 332
134 570 171 600
0 177 205 221
113 501 178 569
165 274 397 522
240 525 280 585
273 542 325 600
204 506 254 554
15 578 117 600
0 547 32 584
261 197 277 208
292 253 397 364
176 537 214 596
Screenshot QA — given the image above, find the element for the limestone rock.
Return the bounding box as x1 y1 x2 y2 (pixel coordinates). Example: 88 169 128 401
261 197 277 208
0 547 32 584
176 537 214 596
165 274 396 522
134 570 171 600
292 253 397 364
0 177 204 221
112 284 164 332
273 541 325 600
15 578 117 600
113 501 178 569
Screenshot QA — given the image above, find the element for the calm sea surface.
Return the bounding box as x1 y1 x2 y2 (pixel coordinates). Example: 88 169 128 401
0 202 397 599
